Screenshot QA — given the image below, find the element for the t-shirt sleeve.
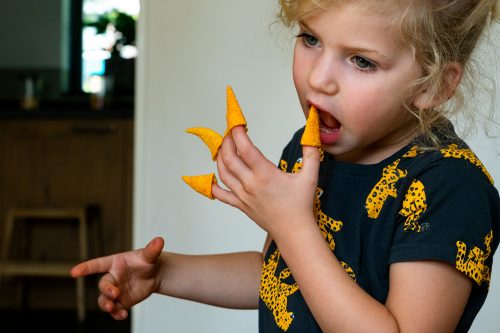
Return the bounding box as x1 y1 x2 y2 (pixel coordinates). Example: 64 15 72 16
389 157 500 287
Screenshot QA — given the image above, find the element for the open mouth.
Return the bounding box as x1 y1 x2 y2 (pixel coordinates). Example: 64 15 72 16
312 105 342 144
319 110 341 132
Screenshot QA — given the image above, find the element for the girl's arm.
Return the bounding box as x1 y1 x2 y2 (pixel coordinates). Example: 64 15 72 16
275 221 472 332
215 126 472 332
71 237 264 319
156 250 263 309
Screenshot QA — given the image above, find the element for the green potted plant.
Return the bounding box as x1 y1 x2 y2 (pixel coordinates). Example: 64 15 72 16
83 10 137 95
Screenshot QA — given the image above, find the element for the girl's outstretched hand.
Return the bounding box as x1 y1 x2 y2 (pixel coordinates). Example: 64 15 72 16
213 126 320 237
70 237 165 320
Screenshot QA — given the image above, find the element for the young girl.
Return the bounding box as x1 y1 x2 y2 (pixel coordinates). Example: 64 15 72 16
71 1 500 332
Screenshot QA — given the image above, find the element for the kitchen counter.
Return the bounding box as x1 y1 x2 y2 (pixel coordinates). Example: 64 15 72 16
0 97 134 119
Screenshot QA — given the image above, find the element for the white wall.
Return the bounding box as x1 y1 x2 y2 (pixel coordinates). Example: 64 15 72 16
133 1 299 332
134 1 500 332
467 24 500 333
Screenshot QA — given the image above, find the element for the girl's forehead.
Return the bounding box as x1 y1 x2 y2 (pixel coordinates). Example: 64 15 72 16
303 0 409 22
307 1 412 38
298 1 416 56
302 1 404 33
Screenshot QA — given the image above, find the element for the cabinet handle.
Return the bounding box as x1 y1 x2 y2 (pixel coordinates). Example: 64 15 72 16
70 124 117 135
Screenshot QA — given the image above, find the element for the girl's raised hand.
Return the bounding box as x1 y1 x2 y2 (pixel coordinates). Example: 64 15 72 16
70 237 165 320
213 126 320 237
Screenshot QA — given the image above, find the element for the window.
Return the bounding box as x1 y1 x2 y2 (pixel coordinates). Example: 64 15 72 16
70 0 139 97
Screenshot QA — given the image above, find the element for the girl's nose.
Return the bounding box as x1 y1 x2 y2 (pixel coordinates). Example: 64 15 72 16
308 55 338 95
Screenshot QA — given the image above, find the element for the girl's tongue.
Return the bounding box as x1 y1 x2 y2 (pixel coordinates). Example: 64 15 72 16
319 110 341 145
321 111 340 129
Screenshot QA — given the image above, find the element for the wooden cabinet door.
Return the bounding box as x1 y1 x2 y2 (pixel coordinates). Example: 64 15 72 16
0 121 49 210
0 119 133 259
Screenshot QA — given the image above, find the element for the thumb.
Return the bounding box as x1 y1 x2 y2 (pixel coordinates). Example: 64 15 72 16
300 145 320 182
299 105 321 181
142 237 164 264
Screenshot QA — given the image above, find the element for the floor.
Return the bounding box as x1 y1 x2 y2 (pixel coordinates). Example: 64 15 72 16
0 309 131 333
0 276 130 333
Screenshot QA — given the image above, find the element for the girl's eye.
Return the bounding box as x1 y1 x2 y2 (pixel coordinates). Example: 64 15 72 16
351 56 377 72
296 32 319 48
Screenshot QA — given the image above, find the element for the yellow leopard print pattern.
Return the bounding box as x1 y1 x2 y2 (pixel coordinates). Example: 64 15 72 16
260 248 299 331
314 187 356 281
279 160 288 172
291 158 303 174
366 159 408 219
440 144 494 184
402 146 421 158
398 179 427 232
287 149 325 174
315 187 343 250
456 230 493 287
340 261 357 281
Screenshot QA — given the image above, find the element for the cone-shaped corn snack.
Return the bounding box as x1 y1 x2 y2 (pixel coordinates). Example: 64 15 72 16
225 85 247 136
300 106 321 147
182 173 217 200
183 85 249 199
186 127 223 161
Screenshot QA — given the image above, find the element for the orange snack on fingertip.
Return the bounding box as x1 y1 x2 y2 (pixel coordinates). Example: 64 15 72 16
300 106 321 147
225 85 247 135
186 127 223 161
182 173 217 200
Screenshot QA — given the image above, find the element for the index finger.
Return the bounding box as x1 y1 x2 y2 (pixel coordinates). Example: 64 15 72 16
230 126 270 171
70 256 114 278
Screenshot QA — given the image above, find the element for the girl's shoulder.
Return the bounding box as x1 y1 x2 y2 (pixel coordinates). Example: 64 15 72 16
398 139 495 188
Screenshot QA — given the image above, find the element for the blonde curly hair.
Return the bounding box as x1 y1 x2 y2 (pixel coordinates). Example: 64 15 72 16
278 0 499 148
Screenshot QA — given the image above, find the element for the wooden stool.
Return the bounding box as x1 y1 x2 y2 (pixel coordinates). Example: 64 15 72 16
0 207 88 321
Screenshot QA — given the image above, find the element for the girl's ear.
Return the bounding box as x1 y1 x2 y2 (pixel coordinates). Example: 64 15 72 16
413 62 463 109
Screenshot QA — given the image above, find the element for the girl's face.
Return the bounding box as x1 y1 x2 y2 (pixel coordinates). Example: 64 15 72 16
293 3 423 164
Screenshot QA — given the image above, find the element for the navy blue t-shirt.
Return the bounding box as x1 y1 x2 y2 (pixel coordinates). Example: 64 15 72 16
258 127 500 332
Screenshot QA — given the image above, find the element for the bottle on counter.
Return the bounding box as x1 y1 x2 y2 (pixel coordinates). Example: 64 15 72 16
19 74 41 110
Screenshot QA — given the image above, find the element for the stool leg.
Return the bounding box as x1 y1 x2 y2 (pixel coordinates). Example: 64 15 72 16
0 211 15 290
78 211 88 260
1 210 15 261
76 277 85 321
77 211 88 322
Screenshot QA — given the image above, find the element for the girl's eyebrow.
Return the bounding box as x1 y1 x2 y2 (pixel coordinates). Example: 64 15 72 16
298 21 314 33
349 47 392 63
298 21 392 63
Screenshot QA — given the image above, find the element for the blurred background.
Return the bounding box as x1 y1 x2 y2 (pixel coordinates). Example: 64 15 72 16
0 0 137 332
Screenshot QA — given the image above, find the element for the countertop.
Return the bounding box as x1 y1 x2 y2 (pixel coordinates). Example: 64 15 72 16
0 97 134 119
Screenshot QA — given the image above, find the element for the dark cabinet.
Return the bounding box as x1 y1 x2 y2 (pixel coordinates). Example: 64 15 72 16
0 117 133 309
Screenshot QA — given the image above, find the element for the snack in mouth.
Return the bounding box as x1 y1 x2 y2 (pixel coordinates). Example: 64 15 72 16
300 105 321 147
